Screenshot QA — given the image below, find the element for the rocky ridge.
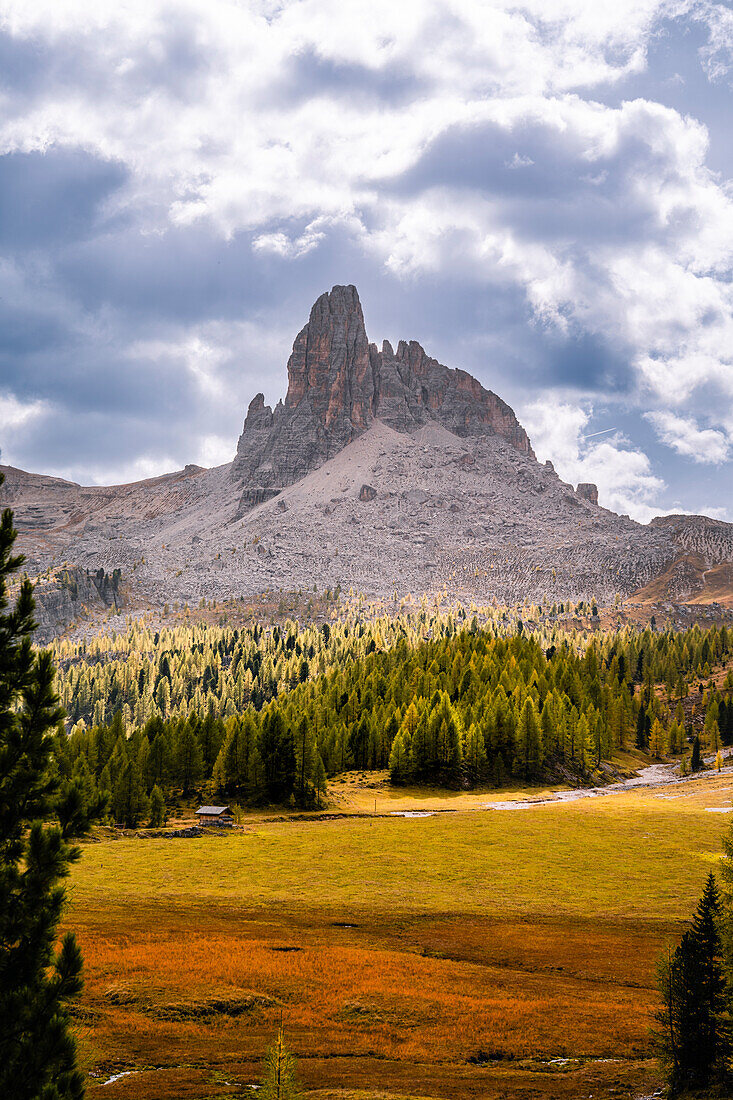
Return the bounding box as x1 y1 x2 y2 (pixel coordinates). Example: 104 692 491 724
2 284 732 635
649 514 733 564
231 285 532 512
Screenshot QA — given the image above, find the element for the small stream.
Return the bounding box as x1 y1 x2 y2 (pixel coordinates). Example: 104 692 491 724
101 1071 137 1086
481 755 733 812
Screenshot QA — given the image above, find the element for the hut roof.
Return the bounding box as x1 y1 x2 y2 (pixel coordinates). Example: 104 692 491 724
195 805 232 815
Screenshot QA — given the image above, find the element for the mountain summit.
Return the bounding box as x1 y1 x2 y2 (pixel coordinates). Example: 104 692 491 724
232 285 533 511
4 282 733 636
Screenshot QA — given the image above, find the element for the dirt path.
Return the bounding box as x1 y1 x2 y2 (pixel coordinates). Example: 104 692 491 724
480 754 733 812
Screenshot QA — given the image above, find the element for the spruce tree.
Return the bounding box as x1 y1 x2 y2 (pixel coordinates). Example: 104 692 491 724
388 729 412 785
148 785 166 827
691 734 702 772
111 757 149 827
313 753 327 809
294 715 315 806
655 873 731 1095
259 711 296 801
463 722 487 786
516 697 543 780
636 702 650 749
0 477 96 1100
173 720 204 793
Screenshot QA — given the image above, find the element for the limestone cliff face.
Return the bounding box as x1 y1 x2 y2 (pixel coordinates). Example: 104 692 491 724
232 284 534 511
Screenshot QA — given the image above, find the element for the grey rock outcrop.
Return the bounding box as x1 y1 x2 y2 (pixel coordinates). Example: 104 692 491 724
32 567 123 643
576 483 599 505
231 285 533 513
650 514 733 564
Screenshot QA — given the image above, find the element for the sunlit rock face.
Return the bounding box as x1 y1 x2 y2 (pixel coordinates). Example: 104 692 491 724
231 284 533 512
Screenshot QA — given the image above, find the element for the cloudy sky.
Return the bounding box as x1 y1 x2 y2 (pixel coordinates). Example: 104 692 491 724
0 0 731 522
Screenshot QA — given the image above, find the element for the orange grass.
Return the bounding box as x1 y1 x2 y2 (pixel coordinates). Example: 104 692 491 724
75 909 663 1100
67 784 732 1099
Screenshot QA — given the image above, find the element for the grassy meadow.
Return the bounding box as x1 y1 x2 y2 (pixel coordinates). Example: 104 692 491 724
67 772 733 1100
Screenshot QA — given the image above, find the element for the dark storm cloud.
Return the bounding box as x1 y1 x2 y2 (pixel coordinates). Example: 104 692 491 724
0 32 51 95
13 407 185 476
0 300 69 358
540 331 635 394
56 217 376 324
388 118 678 247
0 339 199 420
0 20 209 107
0 148 128 249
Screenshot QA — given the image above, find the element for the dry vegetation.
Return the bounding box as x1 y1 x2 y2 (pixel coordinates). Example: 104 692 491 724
67 773 733 1100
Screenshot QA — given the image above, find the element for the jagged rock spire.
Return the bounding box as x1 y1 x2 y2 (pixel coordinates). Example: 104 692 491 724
231 284 533 511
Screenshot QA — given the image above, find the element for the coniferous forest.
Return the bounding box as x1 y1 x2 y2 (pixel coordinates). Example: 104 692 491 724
52 615 733 825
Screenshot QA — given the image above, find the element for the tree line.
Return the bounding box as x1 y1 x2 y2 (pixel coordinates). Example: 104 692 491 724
54 624 733 825
52 602 733 735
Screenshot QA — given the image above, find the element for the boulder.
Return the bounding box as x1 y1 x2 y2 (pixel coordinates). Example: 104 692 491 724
576 483 599 505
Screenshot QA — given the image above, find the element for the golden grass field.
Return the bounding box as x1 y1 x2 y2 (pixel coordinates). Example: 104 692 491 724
67 771 733 1100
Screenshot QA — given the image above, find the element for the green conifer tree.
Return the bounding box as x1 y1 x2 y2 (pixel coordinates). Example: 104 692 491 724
388 729 413 785
654 874 731 1095
691 734 702 772
313 753 327 809
515 697 543 779
111 758 150 827
463 722 487 786
0 477 96 1100
261 1023 300 1100
173 720 204 793
148 784 167 827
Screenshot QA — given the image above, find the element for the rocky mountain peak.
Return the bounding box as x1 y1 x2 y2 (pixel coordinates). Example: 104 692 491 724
231 284 534 512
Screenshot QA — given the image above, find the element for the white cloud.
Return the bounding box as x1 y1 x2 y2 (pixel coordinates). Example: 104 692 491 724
699 504 732 521
0 393 47 432
645 410 730 463
129 318 290 412
86 455 179 486
0 0 731 493
521 398 666 522
505 152 534 168
195 434 235 468
696 0 733 82
0 394 49 468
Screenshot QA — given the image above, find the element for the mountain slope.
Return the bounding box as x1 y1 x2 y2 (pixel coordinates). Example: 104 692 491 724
2 284 732 633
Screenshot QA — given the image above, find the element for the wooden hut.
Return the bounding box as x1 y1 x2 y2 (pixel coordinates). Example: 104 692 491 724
195 804 234 826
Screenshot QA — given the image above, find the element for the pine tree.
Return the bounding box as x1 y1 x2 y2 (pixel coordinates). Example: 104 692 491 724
294 715 316 806
0 478 95 1100
636 702 650 749
515 697 543 780
260 711 296 801
691 735 702 772
173 720 204 793
261 1023 300 1099
388 729 413 785
577 713 592 771
463 722 487 786
148 785 167 827
654 874 731 1095
111 758 150 827
429 693 462 784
